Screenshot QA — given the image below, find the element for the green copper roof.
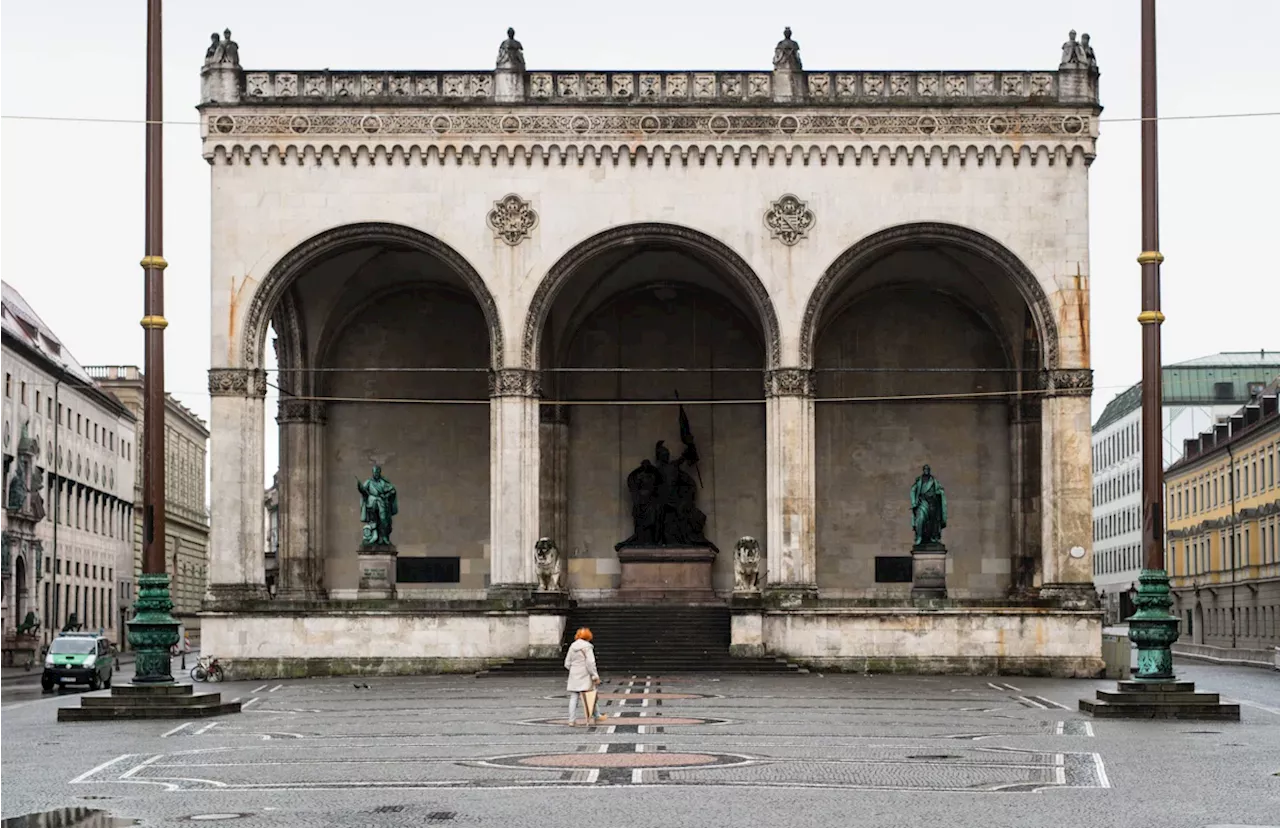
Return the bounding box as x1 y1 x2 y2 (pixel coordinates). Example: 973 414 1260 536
1092 351 1280 434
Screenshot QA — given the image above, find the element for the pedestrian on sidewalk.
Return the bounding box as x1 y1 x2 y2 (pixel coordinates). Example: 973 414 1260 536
565 627 605 726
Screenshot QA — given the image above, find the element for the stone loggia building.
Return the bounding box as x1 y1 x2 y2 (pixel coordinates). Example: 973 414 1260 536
201 28 1103 677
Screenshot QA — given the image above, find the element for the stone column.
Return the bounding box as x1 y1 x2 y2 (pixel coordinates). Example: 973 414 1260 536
538 404 569 557
207 368 269 603
764 369 817 601
1039 368 1096 607
1009 400 1043 597
275 399 326 598
488 369 540 597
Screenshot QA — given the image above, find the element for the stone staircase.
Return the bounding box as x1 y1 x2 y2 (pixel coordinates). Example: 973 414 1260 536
478 605 802 676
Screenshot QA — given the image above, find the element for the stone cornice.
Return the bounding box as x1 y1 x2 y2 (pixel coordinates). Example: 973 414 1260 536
276 398 327 424
208 368 268 398
1041 368 1093 398
213 68 1098 108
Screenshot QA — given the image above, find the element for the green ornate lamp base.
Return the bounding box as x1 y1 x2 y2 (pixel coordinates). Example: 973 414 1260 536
126 573 181 684
1127 568 1180 682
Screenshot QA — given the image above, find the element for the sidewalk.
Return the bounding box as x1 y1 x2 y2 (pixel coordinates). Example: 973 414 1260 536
1 649 198 684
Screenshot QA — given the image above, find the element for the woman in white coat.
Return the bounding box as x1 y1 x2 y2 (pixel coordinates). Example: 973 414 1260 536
564 627 604 726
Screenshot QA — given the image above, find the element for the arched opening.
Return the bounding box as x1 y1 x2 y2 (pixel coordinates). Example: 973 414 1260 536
806 224 1054 599
252 224 500 598
14 556 28 623
531 226 776 596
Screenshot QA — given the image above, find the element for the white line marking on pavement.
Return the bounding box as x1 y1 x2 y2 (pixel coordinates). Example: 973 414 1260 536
194 722 220 735
597 743 610 753
242 697 262 709
585 770 600 784
161 722 194 738
1229 698 1280 716
1017 696 1048 709
1033 695 1071 710
228 697 240 703
70 754 132 784
268 684 283 693
632 769 644 784
986 682 1003 691
1091 752 1111 788
1001 682 1023 692
120 754 164 779
251 684 268 693
636 744 646 753
1083 722 1095 737
1055 721 1064 736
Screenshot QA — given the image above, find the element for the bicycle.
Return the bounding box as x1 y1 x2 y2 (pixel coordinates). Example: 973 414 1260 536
190 655 224 683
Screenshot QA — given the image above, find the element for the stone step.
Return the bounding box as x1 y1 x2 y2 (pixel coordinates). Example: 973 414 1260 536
80 693 231 708
110 683 196 696
1093 690 1221 705
1078 699 1241 720
1113 680 1199 693
58 699 241 722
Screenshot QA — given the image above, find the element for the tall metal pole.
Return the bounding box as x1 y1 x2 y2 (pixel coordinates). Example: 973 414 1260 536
128 0 180 685
1128 0 1179 681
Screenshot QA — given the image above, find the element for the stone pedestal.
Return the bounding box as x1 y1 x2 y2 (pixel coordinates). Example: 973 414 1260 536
58 683 241 722
617 547 717 602
1079 681 1240 720
911 543 948 599
357 545 397 599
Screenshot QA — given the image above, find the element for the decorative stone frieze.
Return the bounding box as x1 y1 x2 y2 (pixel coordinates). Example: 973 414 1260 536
486 194 538 245
764 368 815 398
276 398 326 424
488 368 541 398
207 111 1092 141
208 368 267 397
763 195 815 246
1042 368 1093 397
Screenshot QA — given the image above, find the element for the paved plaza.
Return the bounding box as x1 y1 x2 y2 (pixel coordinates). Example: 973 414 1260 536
2 663 1278 827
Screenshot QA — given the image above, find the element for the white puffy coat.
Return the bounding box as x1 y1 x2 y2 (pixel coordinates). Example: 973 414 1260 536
564 639 599 692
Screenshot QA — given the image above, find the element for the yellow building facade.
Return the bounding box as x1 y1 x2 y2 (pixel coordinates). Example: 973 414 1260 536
1167 387 1279 655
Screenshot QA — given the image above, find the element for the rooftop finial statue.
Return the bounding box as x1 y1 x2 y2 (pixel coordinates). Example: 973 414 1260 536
204 28 240 69
496 27 525 71
909 465 947 547
1059 30 1098 71
356 465 398 547
773 26 802 71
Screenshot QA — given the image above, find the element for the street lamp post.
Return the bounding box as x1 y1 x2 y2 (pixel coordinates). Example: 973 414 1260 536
1125 0 1181 682
126 0 180 685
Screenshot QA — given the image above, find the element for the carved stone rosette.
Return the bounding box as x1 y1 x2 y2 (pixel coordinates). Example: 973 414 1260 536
486 194 538 245
276 398 327 424
763 194 815 246
764 368 815 398
1042 368 1093 397
488 368 541 398
209 368 268 397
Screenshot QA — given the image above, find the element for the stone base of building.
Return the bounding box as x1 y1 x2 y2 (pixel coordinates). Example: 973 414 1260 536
202 602 1103 679
1173 641 1279 670
616 546 717 602
747 607 1104 678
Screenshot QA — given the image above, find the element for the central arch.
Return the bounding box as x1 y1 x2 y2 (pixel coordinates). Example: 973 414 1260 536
522 223 781 370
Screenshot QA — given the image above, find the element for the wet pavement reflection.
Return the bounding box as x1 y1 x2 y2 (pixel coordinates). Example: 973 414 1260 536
1 808 137 828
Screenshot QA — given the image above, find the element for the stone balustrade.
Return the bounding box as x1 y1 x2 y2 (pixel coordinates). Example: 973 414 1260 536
223 68 1094 107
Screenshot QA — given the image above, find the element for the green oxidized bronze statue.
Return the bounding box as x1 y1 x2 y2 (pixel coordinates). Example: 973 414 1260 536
909 464 947 547
356 465 398 547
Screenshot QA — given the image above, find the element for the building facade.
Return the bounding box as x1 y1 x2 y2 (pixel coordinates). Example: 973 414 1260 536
200 27 1105 677
86 366 211 645
1167 384 1280 656
1090 353 1280 623
2 283 137 649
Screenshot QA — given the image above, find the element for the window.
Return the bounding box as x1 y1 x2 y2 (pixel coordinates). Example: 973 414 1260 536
77 413 81 434
47 397 52 418
3 373 9 397
21 381 28 405
94 424 98 444
36 390 41 411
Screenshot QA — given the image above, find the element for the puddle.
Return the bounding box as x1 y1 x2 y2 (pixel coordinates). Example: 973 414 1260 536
2 809 137 828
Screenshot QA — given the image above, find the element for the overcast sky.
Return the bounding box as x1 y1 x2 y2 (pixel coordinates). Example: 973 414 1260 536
3 1 1278 481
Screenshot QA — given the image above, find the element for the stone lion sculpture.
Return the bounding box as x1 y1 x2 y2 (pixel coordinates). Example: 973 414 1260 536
534 537 563 592
733 536 762 593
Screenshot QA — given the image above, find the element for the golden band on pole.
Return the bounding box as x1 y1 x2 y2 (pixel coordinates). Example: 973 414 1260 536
1136 250 1164 265
140 315 169 329
139 255 169 270
1137 310 1165 325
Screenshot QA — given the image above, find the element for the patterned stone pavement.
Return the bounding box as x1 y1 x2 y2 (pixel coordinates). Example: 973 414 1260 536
2 664 1279 827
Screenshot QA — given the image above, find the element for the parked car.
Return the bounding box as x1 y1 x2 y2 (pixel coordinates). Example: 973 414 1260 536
41 632 114 692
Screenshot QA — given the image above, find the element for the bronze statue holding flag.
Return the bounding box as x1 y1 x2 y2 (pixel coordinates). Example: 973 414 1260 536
616 395 717 552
